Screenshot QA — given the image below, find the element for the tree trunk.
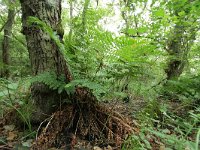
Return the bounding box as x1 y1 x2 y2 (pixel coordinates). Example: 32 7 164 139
165 19 197 80
1 9 15 78
20 1 133 149
68 0 73 42
165 24 186 80
82 0 90 32
164 0 199 81
120 0 130 36
20 0 72 121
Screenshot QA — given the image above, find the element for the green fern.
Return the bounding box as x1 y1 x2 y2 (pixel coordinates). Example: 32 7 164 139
65 79 106 99
31 72 66 94
31 72 106 99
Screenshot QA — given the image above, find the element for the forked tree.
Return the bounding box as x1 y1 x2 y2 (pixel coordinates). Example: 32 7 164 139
20 0 133 149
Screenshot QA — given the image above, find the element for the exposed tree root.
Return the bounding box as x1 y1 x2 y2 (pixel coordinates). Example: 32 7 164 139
31 88 136 150
31 103 135 150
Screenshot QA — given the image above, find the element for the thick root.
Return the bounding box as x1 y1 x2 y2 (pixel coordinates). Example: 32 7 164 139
31 102 135 150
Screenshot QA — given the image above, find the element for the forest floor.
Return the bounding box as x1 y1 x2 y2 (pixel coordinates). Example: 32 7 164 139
0 96 196 150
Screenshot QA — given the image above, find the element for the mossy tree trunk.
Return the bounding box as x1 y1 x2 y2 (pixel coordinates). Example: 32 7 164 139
1 9 15 78
20 0 72 121
165 24 186 80
164 2 198 81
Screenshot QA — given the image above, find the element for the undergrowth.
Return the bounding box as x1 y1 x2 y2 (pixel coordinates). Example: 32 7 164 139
122 75 200 150
0 78 34 135
123 104 200 150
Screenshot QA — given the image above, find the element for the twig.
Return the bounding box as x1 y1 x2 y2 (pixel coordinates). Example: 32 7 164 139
36 114 54 140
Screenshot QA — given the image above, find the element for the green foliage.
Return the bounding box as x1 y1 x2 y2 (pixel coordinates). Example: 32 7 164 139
65 79 106 99
196 129 200 150
31 72 66 93
31 72 106 99
122 131 152 150
146 106 200 150
163 75 200 105
0 78 33 132
27 17 65 54
0 2 29 78
0 0 200 148
128 104 200 150
148 128 196 150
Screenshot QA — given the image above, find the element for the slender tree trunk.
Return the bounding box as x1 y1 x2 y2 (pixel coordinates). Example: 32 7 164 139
120 0 129 36
82 0 90 32
165 24 186 80
1 9 15 78
20 0 72 121
120 0 142 37
68 0 73 42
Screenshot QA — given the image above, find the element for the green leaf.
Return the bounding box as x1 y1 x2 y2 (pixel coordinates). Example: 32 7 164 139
137 27 148 33
154 8 165 17
127 29 137 35
178 11 185 17
58 86 64 94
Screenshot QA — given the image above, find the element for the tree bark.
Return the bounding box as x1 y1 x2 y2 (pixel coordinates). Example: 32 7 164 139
82 0 90 32
68 0 73 42
20 0 72 121
165 24 186 80
1 9 15 78
20 1 133 149
120 0 130 36
165 8 198 80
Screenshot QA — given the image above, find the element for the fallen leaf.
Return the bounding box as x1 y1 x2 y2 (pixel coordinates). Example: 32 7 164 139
94 146 103 150
104 145 112 150
7 131 17 141
159 144 165 150
22 139 33 147
3 125 15 132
